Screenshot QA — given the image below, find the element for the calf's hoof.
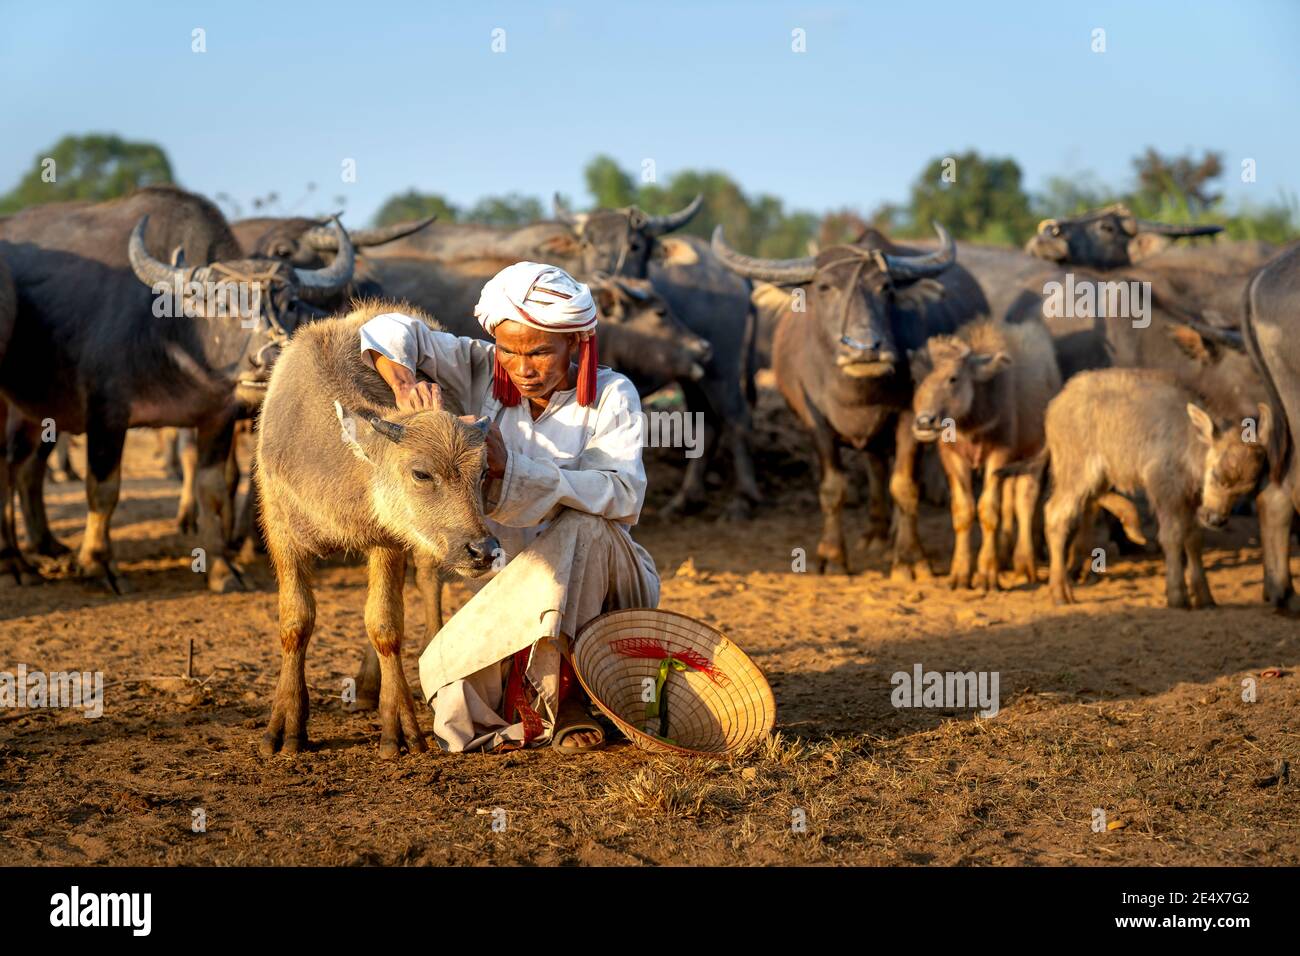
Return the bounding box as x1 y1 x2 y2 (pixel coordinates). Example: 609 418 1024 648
0 553 45 587
345 694 379 714
79 559 128 595
1049 585 1074 605
890 560 932 583
974 570 1001 593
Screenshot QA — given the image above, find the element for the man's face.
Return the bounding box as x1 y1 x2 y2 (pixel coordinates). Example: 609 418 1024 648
493 320 578 401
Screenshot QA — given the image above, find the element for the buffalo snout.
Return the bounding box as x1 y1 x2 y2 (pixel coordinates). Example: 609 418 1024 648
465 534 500 572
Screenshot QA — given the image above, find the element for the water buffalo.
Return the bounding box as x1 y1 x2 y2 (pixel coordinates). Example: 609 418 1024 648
1242 243 1300 613
256 303 498 757
554 195 761 518
713 223 988 576
0 185 354 592
1025 204 1224 269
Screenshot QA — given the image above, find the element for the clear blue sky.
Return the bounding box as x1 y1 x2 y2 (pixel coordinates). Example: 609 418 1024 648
2 0 1296 224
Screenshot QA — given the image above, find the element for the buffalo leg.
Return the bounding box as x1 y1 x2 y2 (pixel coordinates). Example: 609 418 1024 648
261 534 315 756
1184 524 1215 609
859 452 891 558
158 427 182 481
938 443 975 589
808 406 849 575
367 546 426 758
78 417 129 593
974 450 1010 592
48 433 79 483
888 411 931 581
1045 490 1085 605
0 405 41 586
194 417 244 593
1011 473 1040 586
175 427 198 534
1257 479 1297 611
1154 505 1191 609
10 417 69 558
221 431 240 546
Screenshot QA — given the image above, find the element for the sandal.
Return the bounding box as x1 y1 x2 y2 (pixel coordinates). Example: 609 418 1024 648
551 701 606 753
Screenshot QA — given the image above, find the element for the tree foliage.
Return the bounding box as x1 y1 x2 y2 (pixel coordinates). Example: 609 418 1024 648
0 134 174 214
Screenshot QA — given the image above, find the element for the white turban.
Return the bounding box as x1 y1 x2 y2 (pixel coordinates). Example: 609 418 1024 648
474 262 597 339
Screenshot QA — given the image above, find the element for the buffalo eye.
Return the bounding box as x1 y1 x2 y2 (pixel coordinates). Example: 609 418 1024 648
412 469 434 483
948 375 959 385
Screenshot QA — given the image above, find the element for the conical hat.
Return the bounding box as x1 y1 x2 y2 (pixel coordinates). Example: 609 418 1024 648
572 609 776 756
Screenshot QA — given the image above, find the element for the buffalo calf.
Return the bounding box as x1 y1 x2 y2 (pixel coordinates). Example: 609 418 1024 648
912 318 1062 590
256 303 498 757
1040 369 1270 608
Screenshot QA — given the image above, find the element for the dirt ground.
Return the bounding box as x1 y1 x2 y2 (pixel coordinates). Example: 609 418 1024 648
2 382 1297 866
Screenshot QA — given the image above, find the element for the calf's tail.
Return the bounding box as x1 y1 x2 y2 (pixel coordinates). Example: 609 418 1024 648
1095 493 1147 545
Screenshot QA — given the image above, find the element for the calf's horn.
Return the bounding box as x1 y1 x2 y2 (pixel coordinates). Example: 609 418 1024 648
365 414 405 444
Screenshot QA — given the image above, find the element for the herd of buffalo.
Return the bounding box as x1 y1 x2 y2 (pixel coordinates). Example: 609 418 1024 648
0 185 1298 618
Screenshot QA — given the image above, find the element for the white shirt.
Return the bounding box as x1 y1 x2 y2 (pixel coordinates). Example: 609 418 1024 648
359 311 649 562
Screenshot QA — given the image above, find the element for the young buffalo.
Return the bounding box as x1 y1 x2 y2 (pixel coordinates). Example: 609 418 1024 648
1040 368 1271 608
256 303 499 758
912 319 1062 590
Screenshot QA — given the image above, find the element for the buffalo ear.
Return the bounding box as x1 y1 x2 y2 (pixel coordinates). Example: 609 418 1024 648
365 414 406 444
651 237 700 267
970 351 1011 381
1186 403 1216 445
1127 232 1170 263
892 277 946 311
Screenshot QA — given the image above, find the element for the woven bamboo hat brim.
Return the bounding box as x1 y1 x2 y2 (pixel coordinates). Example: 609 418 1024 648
572 608 776 756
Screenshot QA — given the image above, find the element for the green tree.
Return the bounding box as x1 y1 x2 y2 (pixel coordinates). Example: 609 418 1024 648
464 192 544 225
0 133 174 213
583 154 638 209
373 189 458 226
906 151 1036 245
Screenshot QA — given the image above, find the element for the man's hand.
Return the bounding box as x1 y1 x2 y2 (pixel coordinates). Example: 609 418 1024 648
484 422 507 479
371 352 444 412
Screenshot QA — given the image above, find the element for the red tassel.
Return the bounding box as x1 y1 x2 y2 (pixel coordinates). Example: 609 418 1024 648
577 335 598 407
492 350 521 406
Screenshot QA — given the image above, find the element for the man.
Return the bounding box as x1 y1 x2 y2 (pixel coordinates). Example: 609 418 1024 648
359 261 660 752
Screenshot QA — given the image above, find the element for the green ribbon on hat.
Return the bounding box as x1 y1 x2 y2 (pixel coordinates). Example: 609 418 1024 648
644 656 689 744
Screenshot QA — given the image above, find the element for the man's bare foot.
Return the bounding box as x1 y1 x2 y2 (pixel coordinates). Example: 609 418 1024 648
552 698 605 752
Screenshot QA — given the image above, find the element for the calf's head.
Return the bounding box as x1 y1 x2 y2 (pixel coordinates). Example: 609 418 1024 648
712 222 956 379
363 410 499 574
1187 402 1271 529
911 335 1010 441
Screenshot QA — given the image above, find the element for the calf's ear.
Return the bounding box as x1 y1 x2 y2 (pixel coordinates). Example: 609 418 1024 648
467 416 491 438
1186 403 1216 445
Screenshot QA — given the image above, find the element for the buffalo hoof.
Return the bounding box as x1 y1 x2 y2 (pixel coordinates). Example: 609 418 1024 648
1049 585 1074 605
262 690 310 756
975 568 1001 593
34 535 72 559
79 560 129 595
378 690 428 759
176 514 198 536
1190 591 1216 610
259 730 308 757
206 561 245 594
890 560 932 583
0 553 44 587
346 694 379 714
948 570 973 590
860 532 891 560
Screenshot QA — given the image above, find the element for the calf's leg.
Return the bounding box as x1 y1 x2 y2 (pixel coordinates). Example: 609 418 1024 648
939 444 975 589
1154 504 1191 609
367 546 426 758
974 451 1010 592
1045 488 1085 605
888 411 931 581
1011 472 1040 586
261 540 315 755
1184 523 1214 609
